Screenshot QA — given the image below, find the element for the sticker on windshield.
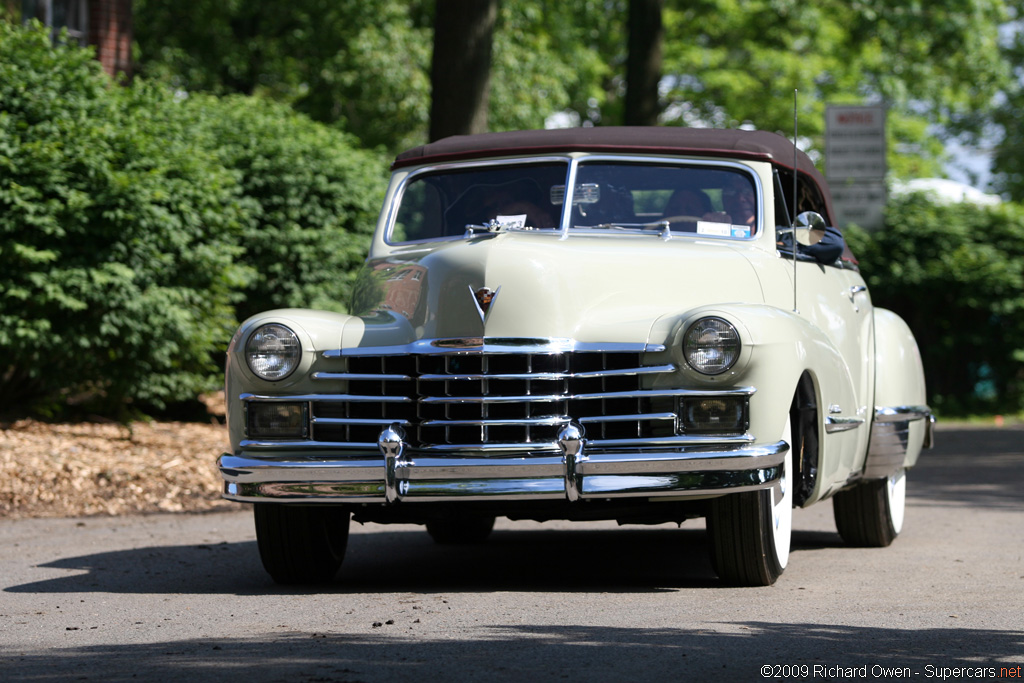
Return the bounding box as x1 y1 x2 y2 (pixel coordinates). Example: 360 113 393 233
731 225 752 238
696 221 731 237
495 214 527 229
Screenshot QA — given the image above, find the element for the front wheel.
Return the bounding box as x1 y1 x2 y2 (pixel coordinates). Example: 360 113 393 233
833 469 906 547
254 504 350 584
707 418 793 586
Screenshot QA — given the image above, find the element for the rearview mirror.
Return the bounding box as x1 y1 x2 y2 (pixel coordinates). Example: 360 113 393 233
793 211 826 246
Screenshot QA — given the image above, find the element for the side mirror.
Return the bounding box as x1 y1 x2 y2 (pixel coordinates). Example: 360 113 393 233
793 211 827 246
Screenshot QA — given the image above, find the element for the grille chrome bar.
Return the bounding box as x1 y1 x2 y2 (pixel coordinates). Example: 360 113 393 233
244 339 753 453
312 372 411 381
419 387 753 404
579 412 676 423
312 417 412 426
242 392 411 404
420 417 568 427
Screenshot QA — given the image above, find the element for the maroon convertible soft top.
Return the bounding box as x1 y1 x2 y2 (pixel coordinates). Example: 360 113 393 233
393 127 835 223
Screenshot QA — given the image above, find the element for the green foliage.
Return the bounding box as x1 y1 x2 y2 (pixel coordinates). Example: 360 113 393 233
991 2 1024 200
0 21 387 416
657 0 1009 174
846 195 1024 414
189 95 387 321
133 0 1012 176
134 0 433 153
0 20 246 415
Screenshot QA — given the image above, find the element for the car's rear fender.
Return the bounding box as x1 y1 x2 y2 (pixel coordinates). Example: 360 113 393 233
868 308 932 475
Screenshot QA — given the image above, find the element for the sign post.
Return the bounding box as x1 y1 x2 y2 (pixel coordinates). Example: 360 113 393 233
825 105 887 230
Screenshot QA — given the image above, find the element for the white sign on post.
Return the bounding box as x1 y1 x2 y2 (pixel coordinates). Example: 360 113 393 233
825 105 887 230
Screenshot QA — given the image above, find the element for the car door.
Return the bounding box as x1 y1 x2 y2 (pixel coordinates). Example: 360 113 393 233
788 252 875 483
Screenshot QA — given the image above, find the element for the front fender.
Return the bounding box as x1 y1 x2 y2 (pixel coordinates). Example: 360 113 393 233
225 309 360 452
649 304 859 498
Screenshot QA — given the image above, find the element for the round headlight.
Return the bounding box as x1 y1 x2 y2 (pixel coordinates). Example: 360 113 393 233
245 324 301 380
683 317 741 375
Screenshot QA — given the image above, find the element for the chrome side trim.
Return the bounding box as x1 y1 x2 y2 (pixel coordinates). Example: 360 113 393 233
874 405 932 422
824 416 865 434
863 404 934 478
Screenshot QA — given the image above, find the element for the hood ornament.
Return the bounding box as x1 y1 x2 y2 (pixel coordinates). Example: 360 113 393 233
469 285 501 325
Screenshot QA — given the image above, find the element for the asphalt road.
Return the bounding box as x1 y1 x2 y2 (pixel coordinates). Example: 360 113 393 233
1 425 1022 682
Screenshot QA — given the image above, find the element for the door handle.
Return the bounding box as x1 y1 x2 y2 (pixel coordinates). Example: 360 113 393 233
848 285 867 312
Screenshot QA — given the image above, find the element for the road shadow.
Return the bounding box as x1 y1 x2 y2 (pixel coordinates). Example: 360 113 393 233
3 523 840 596
4 622 1022 682
4 426 1017 597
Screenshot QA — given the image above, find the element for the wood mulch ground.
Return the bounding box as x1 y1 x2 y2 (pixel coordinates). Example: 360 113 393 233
0 417 234 520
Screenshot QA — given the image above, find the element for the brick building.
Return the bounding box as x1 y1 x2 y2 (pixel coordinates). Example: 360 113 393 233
20 0 132 79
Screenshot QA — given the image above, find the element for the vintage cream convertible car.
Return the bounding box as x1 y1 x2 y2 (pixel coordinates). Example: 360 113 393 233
219 128 933 586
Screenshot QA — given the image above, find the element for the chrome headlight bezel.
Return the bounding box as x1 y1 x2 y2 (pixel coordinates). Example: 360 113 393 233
682 317 742 375
245 323 302 381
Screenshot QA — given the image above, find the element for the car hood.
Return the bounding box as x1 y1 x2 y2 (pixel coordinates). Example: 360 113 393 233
344 232 764 348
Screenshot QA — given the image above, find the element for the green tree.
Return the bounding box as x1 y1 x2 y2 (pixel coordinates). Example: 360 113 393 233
991 2 1024 199
655 0 1009 174
134 0 434 152
0 21 247 414
846 195 1024 414
0 21 388 416
429 0 498 140
190 95 388 322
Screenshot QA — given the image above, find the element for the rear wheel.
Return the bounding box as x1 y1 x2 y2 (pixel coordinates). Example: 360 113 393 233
833 469 906 547
707 417 793 586
426 516 496 544
254 504 350 584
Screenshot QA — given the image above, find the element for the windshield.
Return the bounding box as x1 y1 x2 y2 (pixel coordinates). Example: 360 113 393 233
570 162 759 238
389 159 759 243
391 162 568 242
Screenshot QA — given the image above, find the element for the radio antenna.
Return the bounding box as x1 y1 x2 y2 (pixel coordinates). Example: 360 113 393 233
791 89 799 313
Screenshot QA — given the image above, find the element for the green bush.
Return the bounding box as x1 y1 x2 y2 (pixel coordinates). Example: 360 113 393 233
846 194 1024 415
189 95 387 322
0 21 388 417
0 21 247 415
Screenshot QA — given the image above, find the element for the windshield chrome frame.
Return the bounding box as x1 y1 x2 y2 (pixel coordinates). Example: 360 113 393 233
384 154 764 245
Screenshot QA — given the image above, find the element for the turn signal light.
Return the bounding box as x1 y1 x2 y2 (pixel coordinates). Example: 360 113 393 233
679 397 748 434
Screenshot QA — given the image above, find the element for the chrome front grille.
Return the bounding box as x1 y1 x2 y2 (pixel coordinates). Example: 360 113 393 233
307 341 682 451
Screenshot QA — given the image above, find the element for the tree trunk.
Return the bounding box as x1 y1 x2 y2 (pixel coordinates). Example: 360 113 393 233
624 0 664 126
429 0 499 141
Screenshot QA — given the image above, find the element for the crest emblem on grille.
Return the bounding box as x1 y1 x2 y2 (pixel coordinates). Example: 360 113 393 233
469 286 501 324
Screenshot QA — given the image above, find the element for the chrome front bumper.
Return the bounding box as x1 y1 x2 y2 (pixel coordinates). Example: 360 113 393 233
219 428 788 504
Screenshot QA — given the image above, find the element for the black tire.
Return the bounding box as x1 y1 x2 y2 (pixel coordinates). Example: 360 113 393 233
707 418 793 587
426 516 496 544
254 504 350 585
833 469 906 547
